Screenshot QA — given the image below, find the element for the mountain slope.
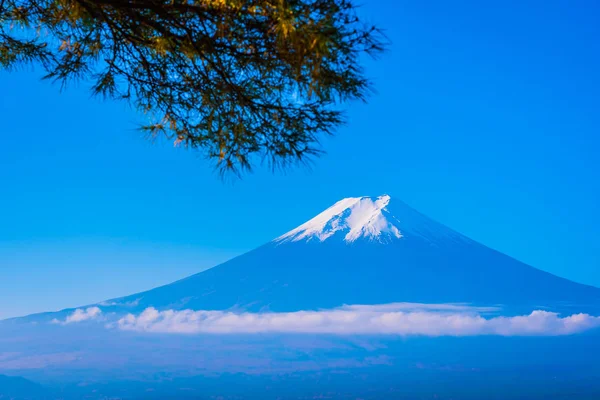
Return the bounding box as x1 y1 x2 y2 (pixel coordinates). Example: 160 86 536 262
0 375 49 399
100 195 600 315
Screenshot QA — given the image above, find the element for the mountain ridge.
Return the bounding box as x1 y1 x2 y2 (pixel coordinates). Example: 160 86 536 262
5 195 600 322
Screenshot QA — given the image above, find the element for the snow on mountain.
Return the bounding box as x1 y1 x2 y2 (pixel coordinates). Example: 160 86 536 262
275 194 468 245
275 195 402 244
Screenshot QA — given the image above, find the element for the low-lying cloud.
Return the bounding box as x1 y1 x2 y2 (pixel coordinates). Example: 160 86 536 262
51 307 102 325
114 303 600 337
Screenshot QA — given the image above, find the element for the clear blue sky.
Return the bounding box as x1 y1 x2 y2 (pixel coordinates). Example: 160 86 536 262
1 1 599 319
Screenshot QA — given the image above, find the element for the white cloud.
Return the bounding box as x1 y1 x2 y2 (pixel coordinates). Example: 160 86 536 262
51 307 102 325
114 303 600 337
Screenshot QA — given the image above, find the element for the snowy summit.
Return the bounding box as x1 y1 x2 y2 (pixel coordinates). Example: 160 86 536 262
276 195 403 244
274 194 469 245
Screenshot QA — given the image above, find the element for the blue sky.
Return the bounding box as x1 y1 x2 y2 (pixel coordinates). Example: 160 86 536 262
1 0 599 319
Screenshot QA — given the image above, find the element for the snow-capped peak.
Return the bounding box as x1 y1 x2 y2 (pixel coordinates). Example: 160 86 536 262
275 195 403 244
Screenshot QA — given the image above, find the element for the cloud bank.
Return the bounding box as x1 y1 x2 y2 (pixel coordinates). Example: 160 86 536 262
52 307 102 325
114 303 600 336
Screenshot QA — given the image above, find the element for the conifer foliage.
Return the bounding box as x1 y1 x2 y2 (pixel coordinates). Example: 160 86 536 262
0 0 383 172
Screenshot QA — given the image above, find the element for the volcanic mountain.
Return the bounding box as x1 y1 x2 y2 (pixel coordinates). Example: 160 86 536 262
2 195 600 399
95 195 599 315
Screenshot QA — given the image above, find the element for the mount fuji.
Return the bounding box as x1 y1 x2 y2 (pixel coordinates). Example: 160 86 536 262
3 195 600 399
57 194 600 317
